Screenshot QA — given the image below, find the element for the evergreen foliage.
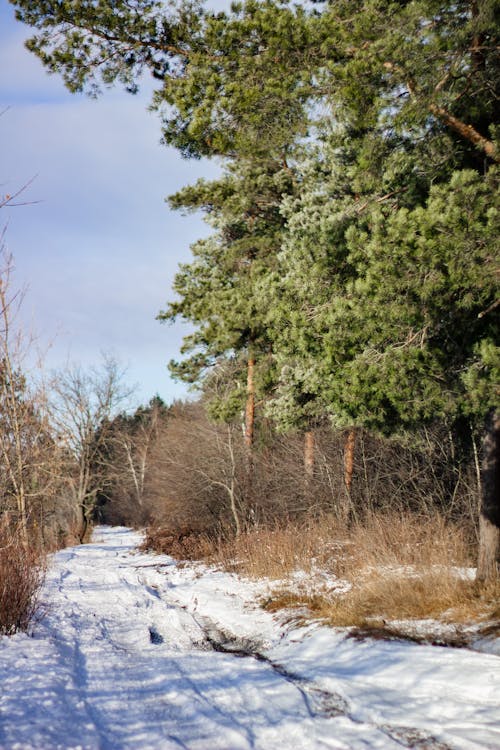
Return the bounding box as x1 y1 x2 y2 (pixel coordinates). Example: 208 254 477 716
159 157 297 419
270 167 498 432
10 0 500 575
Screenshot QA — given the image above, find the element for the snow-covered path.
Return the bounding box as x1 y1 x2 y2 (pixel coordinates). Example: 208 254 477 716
0 527 499 750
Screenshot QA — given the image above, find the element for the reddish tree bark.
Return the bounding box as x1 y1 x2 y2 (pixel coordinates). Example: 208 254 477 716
344 428 356 495
429 104 498 163
304 430 315 479
244 353 255 458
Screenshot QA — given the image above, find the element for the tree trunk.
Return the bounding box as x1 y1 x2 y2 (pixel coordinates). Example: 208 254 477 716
340 428 356 522
244 353 255 459
78 503 88 545
344 428 356 494
226 426 241 538
303 429 315 506
476 410 500 583
123 440 143 507
304 430 315 479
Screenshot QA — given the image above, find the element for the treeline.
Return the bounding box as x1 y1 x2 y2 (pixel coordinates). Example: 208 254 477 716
0 250 131 551
99 398 480 547
9 0 500 581
0 226 135 632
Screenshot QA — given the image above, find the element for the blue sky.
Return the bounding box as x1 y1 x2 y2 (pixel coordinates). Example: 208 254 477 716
0 1 223 406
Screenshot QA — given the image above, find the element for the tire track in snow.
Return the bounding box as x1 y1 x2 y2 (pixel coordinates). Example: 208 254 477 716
47 564 142 748
40 531 318 748
1 527 475 749
190 619 454 750
35 536 203 749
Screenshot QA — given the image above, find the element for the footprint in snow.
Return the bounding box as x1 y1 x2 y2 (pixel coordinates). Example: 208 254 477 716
148 627 164 645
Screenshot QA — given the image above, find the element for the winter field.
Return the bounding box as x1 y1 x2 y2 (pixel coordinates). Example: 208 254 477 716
0 527 499 750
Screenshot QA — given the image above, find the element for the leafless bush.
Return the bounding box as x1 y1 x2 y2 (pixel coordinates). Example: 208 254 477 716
0 522 45 635
144 401 246 534
119 399 480 549
141 525 215 559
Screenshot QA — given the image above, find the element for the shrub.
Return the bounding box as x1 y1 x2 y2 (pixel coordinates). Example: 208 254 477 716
0 524 45 635
141 525 215 559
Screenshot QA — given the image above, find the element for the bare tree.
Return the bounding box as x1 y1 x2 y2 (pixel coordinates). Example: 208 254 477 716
0 248 72 546
97 397 167 526
0 259 30 542
49 355 132 542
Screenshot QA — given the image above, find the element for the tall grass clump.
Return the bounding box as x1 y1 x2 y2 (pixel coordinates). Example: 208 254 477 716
324 513 499 625
202 512 497 626
0 523 45 635
209 516 349 579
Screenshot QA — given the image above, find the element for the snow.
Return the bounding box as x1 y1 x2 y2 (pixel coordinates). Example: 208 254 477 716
0 527 499 750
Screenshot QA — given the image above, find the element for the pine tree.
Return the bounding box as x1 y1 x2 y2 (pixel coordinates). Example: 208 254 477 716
272 162 499 575
159 158 296 458
12 0 499 573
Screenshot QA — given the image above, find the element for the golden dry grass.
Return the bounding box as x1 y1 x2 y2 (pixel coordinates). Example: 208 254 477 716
145 511 498 627
319 573 499 626
260 577 500 629
209 516 349 579
209 512 500 626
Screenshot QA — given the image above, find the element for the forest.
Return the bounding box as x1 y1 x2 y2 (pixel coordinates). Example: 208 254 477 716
1 0 499 634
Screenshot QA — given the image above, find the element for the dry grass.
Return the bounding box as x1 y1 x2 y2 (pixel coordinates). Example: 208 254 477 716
322 573 499 626
145 511 498 628
321 514 499 625
209 517 349 578
142 517 349 574
264 573 500 630
0 525 45 635
212 512 499 626
345 512 472 571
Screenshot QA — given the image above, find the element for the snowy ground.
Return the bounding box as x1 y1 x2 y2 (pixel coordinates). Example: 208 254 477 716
0 527 498 750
